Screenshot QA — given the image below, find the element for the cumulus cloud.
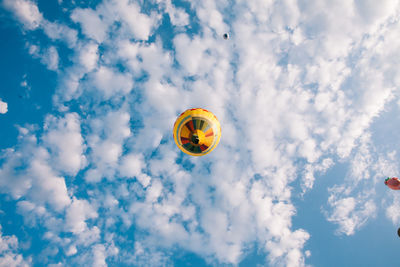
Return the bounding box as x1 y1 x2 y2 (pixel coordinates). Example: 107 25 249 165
43 46 59 71
0 226 31 267
78 42 98 72
385 193 400 224
17 200 47 227
163 0 189 27
0 128 71 212
119 153 145 178
43 113 87 175
85 110 131 182
127 241 170 266
173 34 214 75
65 198 98 234
105 0 158 40
3 0 77 50
91 244 107 267
3 0 43 30
71 8 108 43
42 21 78 48
89 66 133 99
326 194 376 235
0 99 8 114
28 149 71 211
28 45 59 71
355 0 399 26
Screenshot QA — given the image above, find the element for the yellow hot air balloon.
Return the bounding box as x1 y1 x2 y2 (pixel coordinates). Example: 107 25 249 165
173 108 221 156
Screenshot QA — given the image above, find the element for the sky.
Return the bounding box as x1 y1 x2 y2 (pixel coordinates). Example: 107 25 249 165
1 0 400 266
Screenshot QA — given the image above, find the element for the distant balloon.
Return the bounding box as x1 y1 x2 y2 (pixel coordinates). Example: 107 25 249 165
397 227 400 237
223 33 229 40
385 177 400 190
173 108 221 156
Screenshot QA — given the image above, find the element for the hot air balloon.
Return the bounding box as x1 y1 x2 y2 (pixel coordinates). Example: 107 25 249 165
397 227 400 237
385 177 400 190
223 33 229 40
173 108 221 156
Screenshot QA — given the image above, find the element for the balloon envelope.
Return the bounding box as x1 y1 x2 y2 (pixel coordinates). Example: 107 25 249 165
385 177 400 190
397 228 400 237
173 108 221 156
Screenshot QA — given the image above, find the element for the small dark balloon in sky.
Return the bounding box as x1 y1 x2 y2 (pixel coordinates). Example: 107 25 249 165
223 33 229 40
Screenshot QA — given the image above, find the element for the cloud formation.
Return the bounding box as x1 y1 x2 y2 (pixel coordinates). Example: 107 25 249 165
3 0 42 30
0 226 31 266
1 0 400 266
0 99 7 114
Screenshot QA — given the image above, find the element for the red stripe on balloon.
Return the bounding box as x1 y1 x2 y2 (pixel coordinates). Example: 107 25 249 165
181 137 190 144
205 129 214 137
200 145 208 151
186 120 194 132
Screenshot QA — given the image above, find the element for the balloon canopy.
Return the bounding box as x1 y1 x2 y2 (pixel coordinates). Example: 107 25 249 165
173 108 221 156
385 177 400 190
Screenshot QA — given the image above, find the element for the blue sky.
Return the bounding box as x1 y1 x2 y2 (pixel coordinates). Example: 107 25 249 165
1 0 400 266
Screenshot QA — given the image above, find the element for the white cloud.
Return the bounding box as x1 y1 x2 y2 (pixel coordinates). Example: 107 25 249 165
270 0 301 31
302 158 334 191
91 244 107 267
89 66 133 99
4 0 78 50
65 245 77 256
104 0 158 40
0 129 71 214
85 110 131 182
74 226 100 247
3 0 43 30
43 46 59 71
28 45 59 71
192 1 228 34
28 149 71 211
164 0 189 27
0 226 31 267
17 200 47 227
43 113 87 176
145 179 163 203
117 40 173 81
42 21 78 48
65 197 98 234
71 8 109 43
119 153 144 178
355 0 399 26
0 147 33 200
173 34 214 75
78 42 98 72
385 194 400 224
70 0 159 45
0 99 8 114
128 241 170 266
326 194 376 235
266 229 310 267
